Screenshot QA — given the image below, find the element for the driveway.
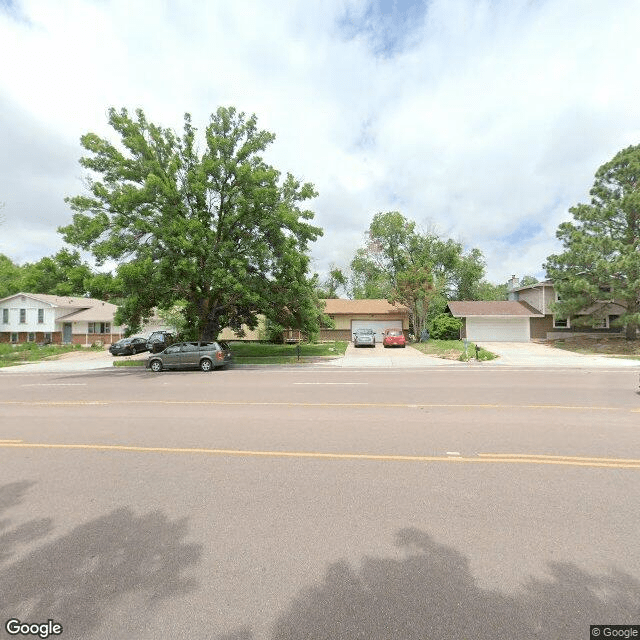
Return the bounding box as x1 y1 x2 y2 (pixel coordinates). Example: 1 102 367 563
478 341 640 368
325 343 460 368
0 348 144 374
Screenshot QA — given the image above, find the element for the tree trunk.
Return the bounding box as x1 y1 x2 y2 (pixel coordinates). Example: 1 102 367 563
624 301 639 340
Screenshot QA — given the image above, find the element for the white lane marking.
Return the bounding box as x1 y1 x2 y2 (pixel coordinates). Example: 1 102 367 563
446 451 461 456
0 439 23 443
21 383 88 387
293 382 369 385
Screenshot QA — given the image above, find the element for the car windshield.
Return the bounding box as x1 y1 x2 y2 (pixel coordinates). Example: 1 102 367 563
355 329 374 335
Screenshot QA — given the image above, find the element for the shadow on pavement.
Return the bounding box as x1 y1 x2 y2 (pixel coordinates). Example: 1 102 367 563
219 527 640 640
0 481 202 639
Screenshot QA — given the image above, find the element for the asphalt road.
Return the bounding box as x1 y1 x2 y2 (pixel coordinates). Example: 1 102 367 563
1 366 639 639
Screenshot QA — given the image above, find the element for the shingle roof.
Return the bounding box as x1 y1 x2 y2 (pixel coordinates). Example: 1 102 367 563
511 279 553 292
0 292 120 323
322 299 410 315
0 292 106 307
448 301 544 317
57 302 119 322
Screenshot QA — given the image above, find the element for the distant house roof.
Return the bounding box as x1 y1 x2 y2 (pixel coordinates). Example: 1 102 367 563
0 292 106 307
322 299 410 315
448 301 544 317
511 279 554 292
57 302 119 322
0 292 120 324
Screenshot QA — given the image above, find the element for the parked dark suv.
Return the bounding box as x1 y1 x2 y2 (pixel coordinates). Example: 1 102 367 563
146 341 233 372
146 331 175 353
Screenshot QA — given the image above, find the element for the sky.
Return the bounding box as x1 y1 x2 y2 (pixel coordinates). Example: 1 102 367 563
1 0 640 288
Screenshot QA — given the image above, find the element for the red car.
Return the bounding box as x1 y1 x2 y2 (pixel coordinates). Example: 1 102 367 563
383 328 406 348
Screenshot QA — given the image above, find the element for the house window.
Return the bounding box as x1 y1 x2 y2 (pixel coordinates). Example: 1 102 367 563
27 332 35 342
10 333 18 343
19 309 26 323
553 316 570 328
592 317 609 329
2 309 8 324
38 309 44 323
88 322 111 334
44 333 52 343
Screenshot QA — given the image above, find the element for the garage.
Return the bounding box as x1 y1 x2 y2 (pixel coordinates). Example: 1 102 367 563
351 319 403 343
448 301 543 343
465 317 530 342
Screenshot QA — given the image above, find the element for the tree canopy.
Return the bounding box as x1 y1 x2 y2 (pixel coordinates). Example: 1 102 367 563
0 249 116 300
59 106 324 340
545 144 640 339
346 212 487 333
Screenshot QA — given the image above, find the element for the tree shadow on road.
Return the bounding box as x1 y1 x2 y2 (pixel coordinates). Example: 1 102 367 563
0 481 53 565
219 527 640 640
0 481 202 639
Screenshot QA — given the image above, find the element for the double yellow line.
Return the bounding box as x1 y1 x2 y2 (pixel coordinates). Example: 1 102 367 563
0 441 639 469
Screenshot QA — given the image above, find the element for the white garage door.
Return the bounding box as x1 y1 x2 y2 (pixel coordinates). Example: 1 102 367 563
466 317 530 342
351 320 403 343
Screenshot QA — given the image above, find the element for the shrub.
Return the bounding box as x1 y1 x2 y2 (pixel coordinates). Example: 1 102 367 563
429 314 463 340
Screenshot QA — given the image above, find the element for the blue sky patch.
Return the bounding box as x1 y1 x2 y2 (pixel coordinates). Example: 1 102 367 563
499 221 544 246
338 0 429 57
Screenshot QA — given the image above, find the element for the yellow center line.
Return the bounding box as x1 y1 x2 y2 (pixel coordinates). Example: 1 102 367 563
480 452 640 463
0 442 639 469
0 399 634 412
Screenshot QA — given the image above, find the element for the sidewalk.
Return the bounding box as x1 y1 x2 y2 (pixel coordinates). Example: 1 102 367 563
320 343 461 368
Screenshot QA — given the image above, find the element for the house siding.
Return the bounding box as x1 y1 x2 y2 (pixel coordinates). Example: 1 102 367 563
530 316 554 340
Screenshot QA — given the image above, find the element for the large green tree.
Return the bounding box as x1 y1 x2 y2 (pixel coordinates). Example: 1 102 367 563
545 145 640 340
348 212 487 333
21 248 94 297
0 254 24 298
60 107 324 340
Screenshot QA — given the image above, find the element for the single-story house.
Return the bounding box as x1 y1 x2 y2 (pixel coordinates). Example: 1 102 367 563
448 277 627 342
0 292 124 345
217 300 411 343
320 299 411 343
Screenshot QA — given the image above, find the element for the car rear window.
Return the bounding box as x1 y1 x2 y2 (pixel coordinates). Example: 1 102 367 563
386 330 402 336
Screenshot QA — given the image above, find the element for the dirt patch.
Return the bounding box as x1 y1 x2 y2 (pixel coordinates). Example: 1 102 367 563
548 336 640 356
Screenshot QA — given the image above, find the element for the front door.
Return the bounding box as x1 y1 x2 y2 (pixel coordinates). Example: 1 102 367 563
63 323 72 344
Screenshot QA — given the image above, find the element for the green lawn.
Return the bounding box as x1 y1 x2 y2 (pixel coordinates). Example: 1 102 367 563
410 340 497 361
0 343 103 367
228 341 347 358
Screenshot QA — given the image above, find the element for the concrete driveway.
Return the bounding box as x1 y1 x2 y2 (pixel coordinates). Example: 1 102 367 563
478 341 640 368
0 348 144 374
326 342 460 368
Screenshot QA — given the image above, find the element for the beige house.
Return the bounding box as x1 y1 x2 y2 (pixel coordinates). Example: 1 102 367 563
218 300 411 343
320 299 411 343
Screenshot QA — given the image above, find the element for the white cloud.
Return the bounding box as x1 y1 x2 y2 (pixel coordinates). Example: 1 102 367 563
1 0 640 286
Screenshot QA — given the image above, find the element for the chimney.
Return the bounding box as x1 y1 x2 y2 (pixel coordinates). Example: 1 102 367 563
507 275 520 300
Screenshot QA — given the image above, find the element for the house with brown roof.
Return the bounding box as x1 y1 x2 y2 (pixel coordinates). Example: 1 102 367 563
0 292 125 345
448 277 627 342
320 299 411 343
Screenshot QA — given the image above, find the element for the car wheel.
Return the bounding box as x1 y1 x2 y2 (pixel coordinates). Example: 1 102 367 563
200 358 213 372
149 360 163 372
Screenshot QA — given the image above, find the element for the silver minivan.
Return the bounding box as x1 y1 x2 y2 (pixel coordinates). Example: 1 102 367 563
146 341 233 372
